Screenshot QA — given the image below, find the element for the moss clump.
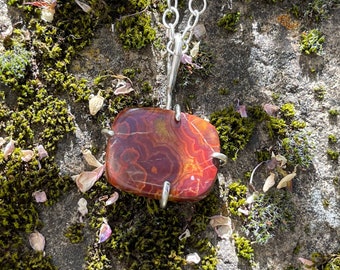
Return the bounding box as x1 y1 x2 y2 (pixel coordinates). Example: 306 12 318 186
300 29 325 55
242 190 295 245
217 12 241 32
112 1 156 50
280 103 295 118
328 134 337 143
64 223 85 244
227 181 247 216
85 180 220 269
291 120 306 129
232 234 254 261
267 117 287 137
210 107 256 160
326 149 339 161
328 109 339 116
314 85 326 100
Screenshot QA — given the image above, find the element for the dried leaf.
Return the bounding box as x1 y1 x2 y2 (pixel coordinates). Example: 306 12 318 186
3 138 15 159
190 41 200 58
75 165 105 193
298 257 315 267
263 172 276 192
263 103 279 116
215 224 233 239
29 231 45 252
77 198 88 216
82 149 103 168
32 190 47 203
75 0 92 13
21 149 34 162
105 192 119 206
114 81 134 95
209 215 231 228
36 144 48 160
98 218 112 243
275 154 287 167
89 91 104 115
186 252 201 264
178 229 190 241
277 167 297 189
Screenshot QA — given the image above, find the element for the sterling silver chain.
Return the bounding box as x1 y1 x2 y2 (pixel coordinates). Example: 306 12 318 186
162 0 207 109
162 0 207 55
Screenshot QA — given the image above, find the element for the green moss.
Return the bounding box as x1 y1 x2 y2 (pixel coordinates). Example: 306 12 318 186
217 12 241 32
300 29 325 55
291 120 306 129
85 181 221 269
243 190 295 245
328 134 337 143
328 109 339 116
314 85 326 100
210 107 256 160
227 181 247 216
326 149 339 161
281 134 311 167
267 117 287 137
280 103 295 118
324 254 340 270
64 223 85 244
218 87 230 95
232 234 254 261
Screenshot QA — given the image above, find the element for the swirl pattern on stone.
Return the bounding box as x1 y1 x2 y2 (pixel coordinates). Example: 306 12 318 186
105 108 220 201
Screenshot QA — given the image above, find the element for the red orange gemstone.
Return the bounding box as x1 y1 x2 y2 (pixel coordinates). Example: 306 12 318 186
105 108 220 201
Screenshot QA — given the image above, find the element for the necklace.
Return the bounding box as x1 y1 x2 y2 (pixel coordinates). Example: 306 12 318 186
104 0 226 208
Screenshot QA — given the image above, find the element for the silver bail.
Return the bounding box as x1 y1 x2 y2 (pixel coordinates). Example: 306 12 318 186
166 33 183 110
160 181 171 208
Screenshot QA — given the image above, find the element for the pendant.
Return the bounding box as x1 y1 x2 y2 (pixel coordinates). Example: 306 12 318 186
105 107 223 205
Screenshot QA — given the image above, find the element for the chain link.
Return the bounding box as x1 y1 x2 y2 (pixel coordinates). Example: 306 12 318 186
163 0 207 54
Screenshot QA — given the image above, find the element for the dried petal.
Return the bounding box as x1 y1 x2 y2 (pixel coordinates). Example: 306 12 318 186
298 257 314 267
238 208 249 216
263 172 276 192
266 156 278 171
178 228 190 241
29 231 45 252
105 192 119 206
75 165 105 193
75 0 92 13
215 224 233 239
77 198 88 216
193 24 206 39
190 41 200 58
209 215 231 228
181 54 202 69
89 91 105 115
277 167 297 189
36 144 48 160
246 192 257 205
3 138 15 159
41 7 55 22
21 149 34 162
32 190 47 203
82 149 103 168
236 104 247 118
186 252 201 264
98 218 112 243
114 81 134 95
263 103 280 116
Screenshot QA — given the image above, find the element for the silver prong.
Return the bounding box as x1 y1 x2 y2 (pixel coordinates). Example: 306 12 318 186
101 128 114 137
212 152 227 164
174 104 181 122
160 181 171 208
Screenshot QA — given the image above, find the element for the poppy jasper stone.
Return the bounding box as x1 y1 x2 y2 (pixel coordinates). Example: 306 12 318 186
105 107 220 202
